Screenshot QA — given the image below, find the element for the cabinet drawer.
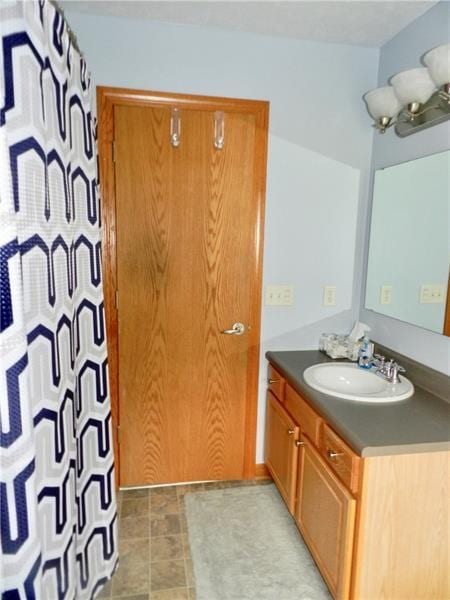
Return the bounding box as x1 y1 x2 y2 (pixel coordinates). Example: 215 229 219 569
285 384 321 446
320 424 361 494
267 364 285 402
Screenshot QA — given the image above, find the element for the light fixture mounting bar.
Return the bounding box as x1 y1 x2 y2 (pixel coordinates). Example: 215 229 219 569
395 89 450 137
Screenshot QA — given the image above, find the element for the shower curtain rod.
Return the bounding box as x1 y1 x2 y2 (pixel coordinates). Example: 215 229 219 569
49 0 83 57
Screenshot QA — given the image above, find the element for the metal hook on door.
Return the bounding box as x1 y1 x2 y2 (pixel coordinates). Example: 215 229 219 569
214 111 224 149
171 108 181 147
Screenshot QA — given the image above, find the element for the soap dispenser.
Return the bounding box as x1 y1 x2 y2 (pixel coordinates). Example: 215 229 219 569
358 334 374 369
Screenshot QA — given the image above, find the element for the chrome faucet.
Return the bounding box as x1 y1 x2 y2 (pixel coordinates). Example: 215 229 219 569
373 354 406 384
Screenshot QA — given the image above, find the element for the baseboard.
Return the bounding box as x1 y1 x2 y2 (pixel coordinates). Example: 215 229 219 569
255 463 272 480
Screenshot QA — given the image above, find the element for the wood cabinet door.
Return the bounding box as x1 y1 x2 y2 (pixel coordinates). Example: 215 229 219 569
264 390 299 513
295 438 356 600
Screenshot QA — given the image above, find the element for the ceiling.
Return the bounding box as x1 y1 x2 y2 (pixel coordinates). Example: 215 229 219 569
61 0 439 48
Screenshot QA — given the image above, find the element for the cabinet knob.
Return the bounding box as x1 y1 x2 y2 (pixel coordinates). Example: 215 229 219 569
295 440 305 447
327 449 343 460
287 429 295 435
268 378 280 384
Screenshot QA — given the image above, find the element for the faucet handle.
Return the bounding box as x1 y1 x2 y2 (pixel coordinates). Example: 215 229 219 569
390 362 406 383
391 360 405 371
373 354 385 367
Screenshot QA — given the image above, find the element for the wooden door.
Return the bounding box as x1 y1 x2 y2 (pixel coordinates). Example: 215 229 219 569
295 438 356 600
264 391 299 513
100 90 268 486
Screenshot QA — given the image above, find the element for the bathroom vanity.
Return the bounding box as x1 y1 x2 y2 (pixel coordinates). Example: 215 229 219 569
264 350 449 600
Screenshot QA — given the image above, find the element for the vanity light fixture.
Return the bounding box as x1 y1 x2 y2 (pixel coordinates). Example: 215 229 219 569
390 68 436 116
364 87 402 133
364 43 450 136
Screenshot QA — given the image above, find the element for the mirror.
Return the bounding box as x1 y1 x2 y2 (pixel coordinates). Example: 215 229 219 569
365 150 450 336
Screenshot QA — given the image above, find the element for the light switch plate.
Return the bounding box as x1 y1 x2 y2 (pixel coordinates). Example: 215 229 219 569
380 285 393 305
265 285 294 306
323 286 336 306
419 284 445 304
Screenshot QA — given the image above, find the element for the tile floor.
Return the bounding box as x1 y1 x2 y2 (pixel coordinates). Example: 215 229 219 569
97 478 272 600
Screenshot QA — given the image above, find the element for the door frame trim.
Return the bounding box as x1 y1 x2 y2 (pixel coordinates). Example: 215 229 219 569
97 86 269 486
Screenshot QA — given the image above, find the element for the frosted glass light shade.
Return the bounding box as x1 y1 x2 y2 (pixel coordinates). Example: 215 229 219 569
391 68 436 106
364 86 402 120
423 43 450 86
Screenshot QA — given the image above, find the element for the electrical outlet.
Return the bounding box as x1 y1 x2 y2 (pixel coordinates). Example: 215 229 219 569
419 284 445 304
265 285 294 306
323 286 336 306
380 285 393 305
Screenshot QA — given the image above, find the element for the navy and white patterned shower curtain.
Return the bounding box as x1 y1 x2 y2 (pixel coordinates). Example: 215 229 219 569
0 1 117 598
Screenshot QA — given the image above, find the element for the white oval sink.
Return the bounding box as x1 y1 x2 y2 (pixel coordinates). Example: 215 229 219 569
303 362 414 403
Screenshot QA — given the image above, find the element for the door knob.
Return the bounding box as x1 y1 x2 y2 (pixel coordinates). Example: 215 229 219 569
221 322 245 336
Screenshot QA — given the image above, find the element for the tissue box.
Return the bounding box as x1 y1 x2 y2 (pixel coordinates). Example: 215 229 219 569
319 333 360 361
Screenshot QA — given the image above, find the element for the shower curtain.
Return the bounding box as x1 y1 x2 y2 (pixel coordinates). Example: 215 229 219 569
0 1 117 598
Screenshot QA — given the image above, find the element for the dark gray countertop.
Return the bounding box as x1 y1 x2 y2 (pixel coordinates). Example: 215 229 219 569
266 350 450 457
